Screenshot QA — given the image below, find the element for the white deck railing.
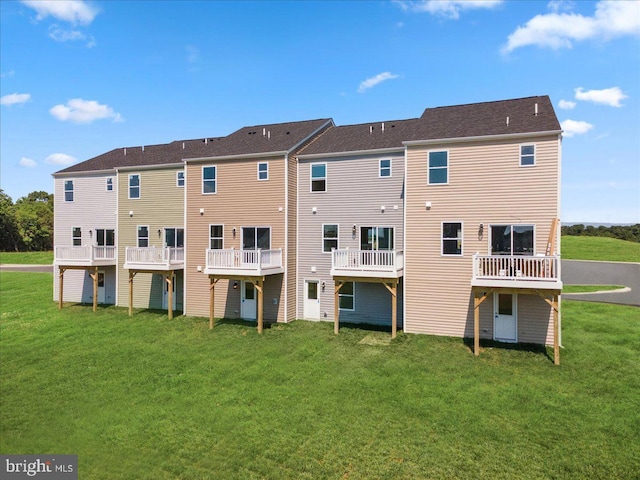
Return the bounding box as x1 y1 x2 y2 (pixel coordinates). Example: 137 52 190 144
331 249 404 273
55 245 116 263
206 248 283 271
472 254 560 282
125 247 184 266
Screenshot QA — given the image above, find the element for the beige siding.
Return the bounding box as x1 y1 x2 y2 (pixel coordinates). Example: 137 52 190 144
404 135 560 345
184 156 287 321
117 167 185 309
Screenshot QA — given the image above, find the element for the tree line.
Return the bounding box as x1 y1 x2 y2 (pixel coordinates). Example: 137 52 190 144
561 223 640 243
0 189 53 251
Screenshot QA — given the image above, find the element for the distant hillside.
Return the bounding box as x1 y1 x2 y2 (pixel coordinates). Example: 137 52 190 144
561 224 640 243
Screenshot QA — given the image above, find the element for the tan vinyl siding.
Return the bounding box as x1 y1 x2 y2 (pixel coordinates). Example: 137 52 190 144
117 167 185 309
404 135 560 345
184 156 287 321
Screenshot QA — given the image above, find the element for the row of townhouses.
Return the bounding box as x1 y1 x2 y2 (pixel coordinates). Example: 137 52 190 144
53 96 564 363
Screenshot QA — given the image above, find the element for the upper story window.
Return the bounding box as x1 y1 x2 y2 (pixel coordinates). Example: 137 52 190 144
72 227 81 246
242 227 270 250
64 180 74 202
96 229 115 246
106 178 114 191
323 224 338 253
520 145 535 166
442 222 463 256
379 159 391 178
360 226 394 251
491 225 535 255
165 228 184 248
428 151 448 185
137 226 149 247
176 171 185 187
257 162 269 181
129 174 140 199
311 163 326 192
210 225 223 249
203 166 216 194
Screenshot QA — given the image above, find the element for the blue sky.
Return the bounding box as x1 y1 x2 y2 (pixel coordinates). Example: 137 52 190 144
1 0 638 223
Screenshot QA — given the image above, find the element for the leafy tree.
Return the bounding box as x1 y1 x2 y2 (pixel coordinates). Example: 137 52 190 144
14 191 54 251
0 189 20 251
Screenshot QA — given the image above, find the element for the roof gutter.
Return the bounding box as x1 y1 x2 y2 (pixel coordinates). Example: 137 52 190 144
52 168 116 177
116 162 184 172
184 150 288 164
297 146 404 160
403 130 562 147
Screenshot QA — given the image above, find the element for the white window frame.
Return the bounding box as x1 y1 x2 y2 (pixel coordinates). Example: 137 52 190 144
489 224 536 256
322 224 339 253
72 227 81 246
137 225 149 248
202 166 217 194
379 158 392 178
106 177 114 192
310 162 327 193
164 227 184 248
241 226 271 250
257 162 269 181
209 224 224 250
128 174 141 199
95 228 115 247
359 226 395 251
520 144 536 167
64 180 74 202
338 281 355 311
176 171 185 187
441 221 463 256
428 150 449 185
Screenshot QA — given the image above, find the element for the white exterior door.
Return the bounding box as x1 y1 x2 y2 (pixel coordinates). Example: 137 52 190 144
97 271 106 304
304 280 321 320
162 277 177 310
494 293 517 342
241 281 257 320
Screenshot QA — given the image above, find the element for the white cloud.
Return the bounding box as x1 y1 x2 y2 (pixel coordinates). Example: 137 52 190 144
574 86 627 107
1 93 31 106
547 0 575 13
21 0 99 25
502 0 640 53
48 25 95 47
45 153 77 166
50 98 123 124
558 99 576 109
396 0 503 19
358 72 400 93
1 70 15 78
18 157 37 169
561 119 594 137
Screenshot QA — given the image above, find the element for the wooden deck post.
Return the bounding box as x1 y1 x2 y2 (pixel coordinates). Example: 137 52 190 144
90 267 98 312
474 293 480 356
256 278 264 334
128 270 134 317
553 293 560 366
58 266 65 310
209 277 216 329
381 281 398 339
334 280 344 335
166 272 174 320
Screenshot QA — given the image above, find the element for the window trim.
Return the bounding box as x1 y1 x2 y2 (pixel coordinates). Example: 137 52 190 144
163 227 184 248
338 281 355 311
95 228 115 247
64 180 74 202
322 224 339 253
176 171 185 187
137 225 149 248
209 224 224 250
310 162 327 193
520 144 536 167
241 226 271 250
202 165 217 195
427 150 449 185
359 226 395 251
106 177 114 192
489 224 536 256
72 227 81 246
128 174 141 199
441 221 463 256
257 162 269 181
379 158 392 178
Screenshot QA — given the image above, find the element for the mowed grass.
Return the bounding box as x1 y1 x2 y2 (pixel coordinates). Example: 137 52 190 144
0 251 53 264
563 285 624 293
2 272 639 479
561 236 640 262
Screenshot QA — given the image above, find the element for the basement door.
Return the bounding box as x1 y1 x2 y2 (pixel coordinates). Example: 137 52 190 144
241 281 257 320
304 280 320 320
494 293 517 343
97 271 106 304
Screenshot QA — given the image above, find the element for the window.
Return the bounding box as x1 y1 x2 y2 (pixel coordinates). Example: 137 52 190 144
242 227 270 250
323 224 338 253
129 174 140 199
520 145 535 166
137 226 149 247
203 166 216 194
64 180 74 202
379 159 391 177
106 178 114 191
257 162 268 181
311 163 326 192
442 222 463 255
339 282 355 311
96 229 115 246
491 225 534 255
360 227 394 251
209 225 224 249
176 171 185 187
165 228 184 248
72 227 81 246
428 151 448 184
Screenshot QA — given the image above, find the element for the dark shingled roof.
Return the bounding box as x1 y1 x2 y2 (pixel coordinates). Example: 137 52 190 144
298 96 560 156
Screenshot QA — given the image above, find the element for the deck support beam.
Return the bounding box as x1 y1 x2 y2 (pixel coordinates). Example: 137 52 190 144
128 271 136 317
333 280 345 335
472 288 491 356
88 266 99 312
164 271 174 320
381 280 398 339
209 276 220 329
58 266 66 309
255 278 264 334
536 290 561 365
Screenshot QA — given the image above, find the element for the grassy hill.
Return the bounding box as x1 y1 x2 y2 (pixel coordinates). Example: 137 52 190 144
561 236 640 262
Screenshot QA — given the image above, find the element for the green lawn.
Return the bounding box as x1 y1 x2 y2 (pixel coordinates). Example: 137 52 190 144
561 236 640 262
563 285 624 293
0 251 53 265
1 272 639 479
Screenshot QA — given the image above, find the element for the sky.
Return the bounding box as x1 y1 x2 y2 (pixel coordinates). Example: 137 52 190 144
1 0 639 224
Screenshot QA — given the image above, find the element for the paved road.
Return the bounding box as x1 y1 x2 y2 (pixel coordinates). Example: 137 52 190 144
0 264 53 273
562 260 640 306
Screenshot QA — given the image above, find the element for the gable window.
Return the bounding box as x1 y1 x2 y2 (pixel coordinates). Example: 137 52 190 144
129 174 140 199
242 227 270 250
64 180 74 202
339 282 355 311
209 225 224 249
360 227 394 251
379 159 391 177
520 145 535 166
137 226 149 248
96 229 115 246
257 162 269 181
442 222 463 256
203 166 216 194
323 224 338 253
176 171 185 187
491 225 534 255
311 163 326 192
72 227 81 246
106 178 114 191
428 151 448 185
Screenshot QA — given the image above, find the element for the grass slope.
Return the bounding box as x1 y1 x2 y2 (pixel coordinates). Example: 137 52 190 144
1 272 639 479
561 236 640 262
0 251 53 265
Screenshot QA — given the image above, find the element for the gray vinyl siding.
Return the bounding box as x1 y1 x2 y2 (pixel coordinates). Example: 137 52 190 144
52 174 117 303
297 152 405 325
